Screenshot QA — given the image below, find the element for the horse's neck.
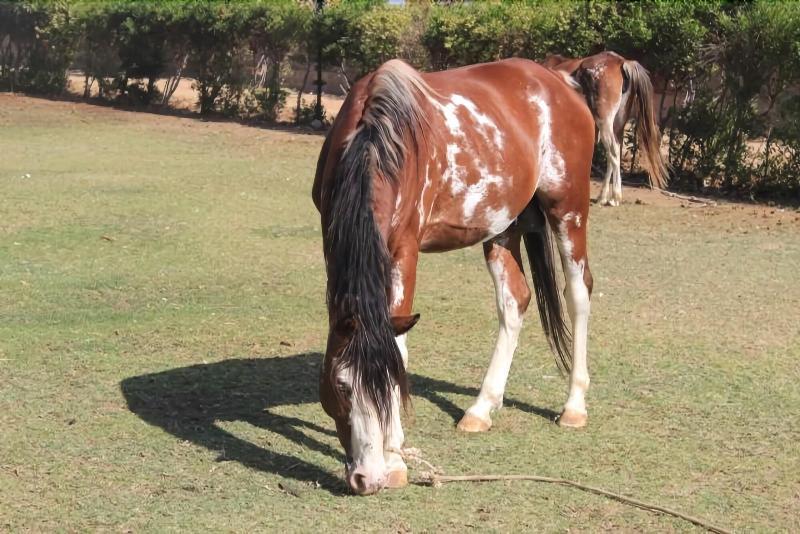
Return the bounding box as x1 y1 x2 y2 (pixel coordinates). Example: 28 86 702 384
374 150 427 252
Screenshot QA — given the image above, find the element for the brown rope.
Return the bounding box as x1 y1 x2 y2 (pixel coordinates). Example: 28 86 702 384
391 448 732 534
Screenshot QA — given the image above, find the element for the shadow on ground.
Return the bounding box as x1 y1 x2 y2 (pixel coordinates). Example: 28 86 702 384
23 93 328 136
120 353 557 494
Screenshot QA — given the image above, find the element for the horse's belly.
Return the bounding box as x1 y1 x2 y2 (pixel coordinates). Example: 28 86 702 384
418 222 489 252
418 206 517 252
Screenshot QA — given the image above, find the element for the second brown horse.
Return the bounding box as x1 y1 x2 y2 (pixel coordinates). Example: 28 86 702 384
545 51 668 205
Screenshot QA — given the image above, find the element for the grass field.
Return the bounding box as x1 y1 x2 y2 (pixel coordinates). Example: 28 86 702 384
1 94 799 532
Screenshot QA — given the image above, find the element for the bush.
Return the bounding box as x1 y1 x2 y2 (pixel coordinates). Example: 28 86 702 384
0 0 75 93
1 0 798 200
668 1 800 198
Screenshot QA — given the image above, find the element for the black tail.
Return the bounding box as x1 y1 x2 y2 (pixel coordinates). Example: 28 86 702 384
522 198 573 374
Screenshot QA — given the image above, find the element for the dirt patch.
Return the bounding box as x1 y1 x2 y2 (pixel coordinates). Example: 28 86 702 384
592 180 800 227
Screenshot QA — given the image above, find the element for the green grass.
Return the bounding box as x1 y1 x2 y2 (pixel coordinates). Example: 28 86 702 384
1 95 799 532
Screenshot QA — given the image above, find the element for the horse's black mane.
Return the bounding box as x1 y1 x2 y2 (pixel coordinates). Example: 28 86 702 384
324 61 425 427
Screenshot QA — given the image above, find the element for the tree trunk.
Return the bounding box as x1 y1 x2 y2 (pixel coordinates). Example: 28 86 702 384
162 53 188 106
295 57 311 124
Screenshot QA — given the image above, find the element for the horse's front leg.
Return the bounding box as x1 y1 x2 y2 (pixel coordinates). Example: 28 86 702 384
384 244 419 488
458 234 531 432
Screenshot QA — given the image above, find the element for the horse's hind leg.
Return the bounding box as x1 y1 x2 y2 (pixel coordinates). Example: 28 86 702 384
458 233 531 432
597 118 622 207
611 94 630 205
548 207 593 428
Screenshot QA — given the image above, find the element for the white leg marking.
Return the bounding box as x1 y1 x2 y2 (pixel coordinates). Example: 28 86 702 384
597 120 617 205
465 254 524 422
385 333 409 475
395 333 408 369
390 265 404 310
555 229 590 418
612 137 623 205
613 91 631 204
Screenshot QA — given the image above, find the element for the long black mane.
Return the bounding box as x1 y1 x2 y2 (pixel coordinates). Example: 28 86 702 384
324 61 426 426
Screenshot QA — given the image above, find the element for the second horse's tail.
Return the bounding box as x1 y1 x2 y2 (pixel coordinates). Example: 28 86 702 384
623 60 669 189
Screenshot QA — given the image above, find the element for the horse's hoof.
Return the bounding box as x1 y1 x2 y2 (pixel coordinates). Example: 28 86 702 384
558 409 588 428
457 413 492 432
608 199 620 207
385 469 408 489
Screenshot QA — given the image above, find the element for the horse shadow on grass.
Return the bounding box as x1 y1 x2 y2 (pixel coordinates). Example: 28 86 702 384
120 352 557 494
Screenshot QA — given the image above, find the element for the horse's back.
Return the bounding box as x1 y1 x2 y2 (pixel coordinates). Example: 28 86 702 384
420 58 593 139
411 58 594 249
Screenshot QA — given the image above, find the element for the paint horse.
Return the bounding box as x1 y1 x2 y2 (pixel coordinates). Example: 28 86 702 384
312 59 595 495
544 51 668 206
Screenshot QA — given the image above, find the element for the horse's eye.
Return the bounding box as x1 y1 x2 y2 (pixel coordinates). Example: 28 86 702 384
336 380 351 394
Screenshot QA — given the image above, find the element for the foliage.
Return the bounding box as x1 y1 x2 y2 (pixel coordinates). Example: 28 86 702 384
0 0 75 93
1 0 798 198
668 1 800 200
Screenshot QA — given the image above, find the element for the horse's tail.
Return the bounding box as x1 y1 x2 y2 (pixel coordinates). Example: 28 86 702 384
325 59 426 426
622 60 669 189
522 196 572 374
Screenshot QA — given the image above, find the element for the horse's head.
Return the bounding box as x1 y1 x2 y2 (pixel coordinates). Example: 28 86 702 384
320 312 419 495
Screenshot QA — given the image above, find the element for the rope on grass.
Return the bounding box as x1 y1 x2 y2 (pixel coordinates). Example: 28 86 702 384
392 447 732 534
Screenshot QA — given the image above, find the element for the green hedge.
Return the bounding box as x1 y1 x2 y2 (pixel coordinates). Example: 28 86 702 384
1 0 798 200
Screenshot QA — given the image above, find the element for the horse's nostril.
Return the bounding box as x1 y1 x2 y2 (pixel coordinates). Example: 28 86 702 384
349 472 368 494
354 473 367 491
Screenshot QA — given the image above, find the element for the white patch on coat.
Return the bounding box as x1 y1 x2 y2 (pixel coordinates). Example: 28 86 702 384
418 163 431 225
528 94 566 193
558 218 574 259
450 94 504 149
587 64 606 78
563 211 581 228
462 161 504 219
391 191 402 228
430 99 464 138
444 143 468 195
431 94 509 223
443 145 507 221
484 207 514 236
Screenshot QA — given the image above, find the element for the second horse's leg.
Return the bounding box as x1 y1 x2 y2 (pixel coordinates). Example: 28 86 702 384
598 119 622 206
458 234 531 432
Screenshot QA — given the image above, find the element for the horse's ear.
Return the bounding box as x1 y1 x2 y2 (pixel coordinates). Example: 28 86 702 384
391 313 420 336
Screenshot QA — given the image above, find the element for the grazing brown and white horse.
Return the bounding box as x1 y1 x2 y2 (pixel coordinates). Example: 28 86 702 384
544 51 668 206
312 58 595 495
